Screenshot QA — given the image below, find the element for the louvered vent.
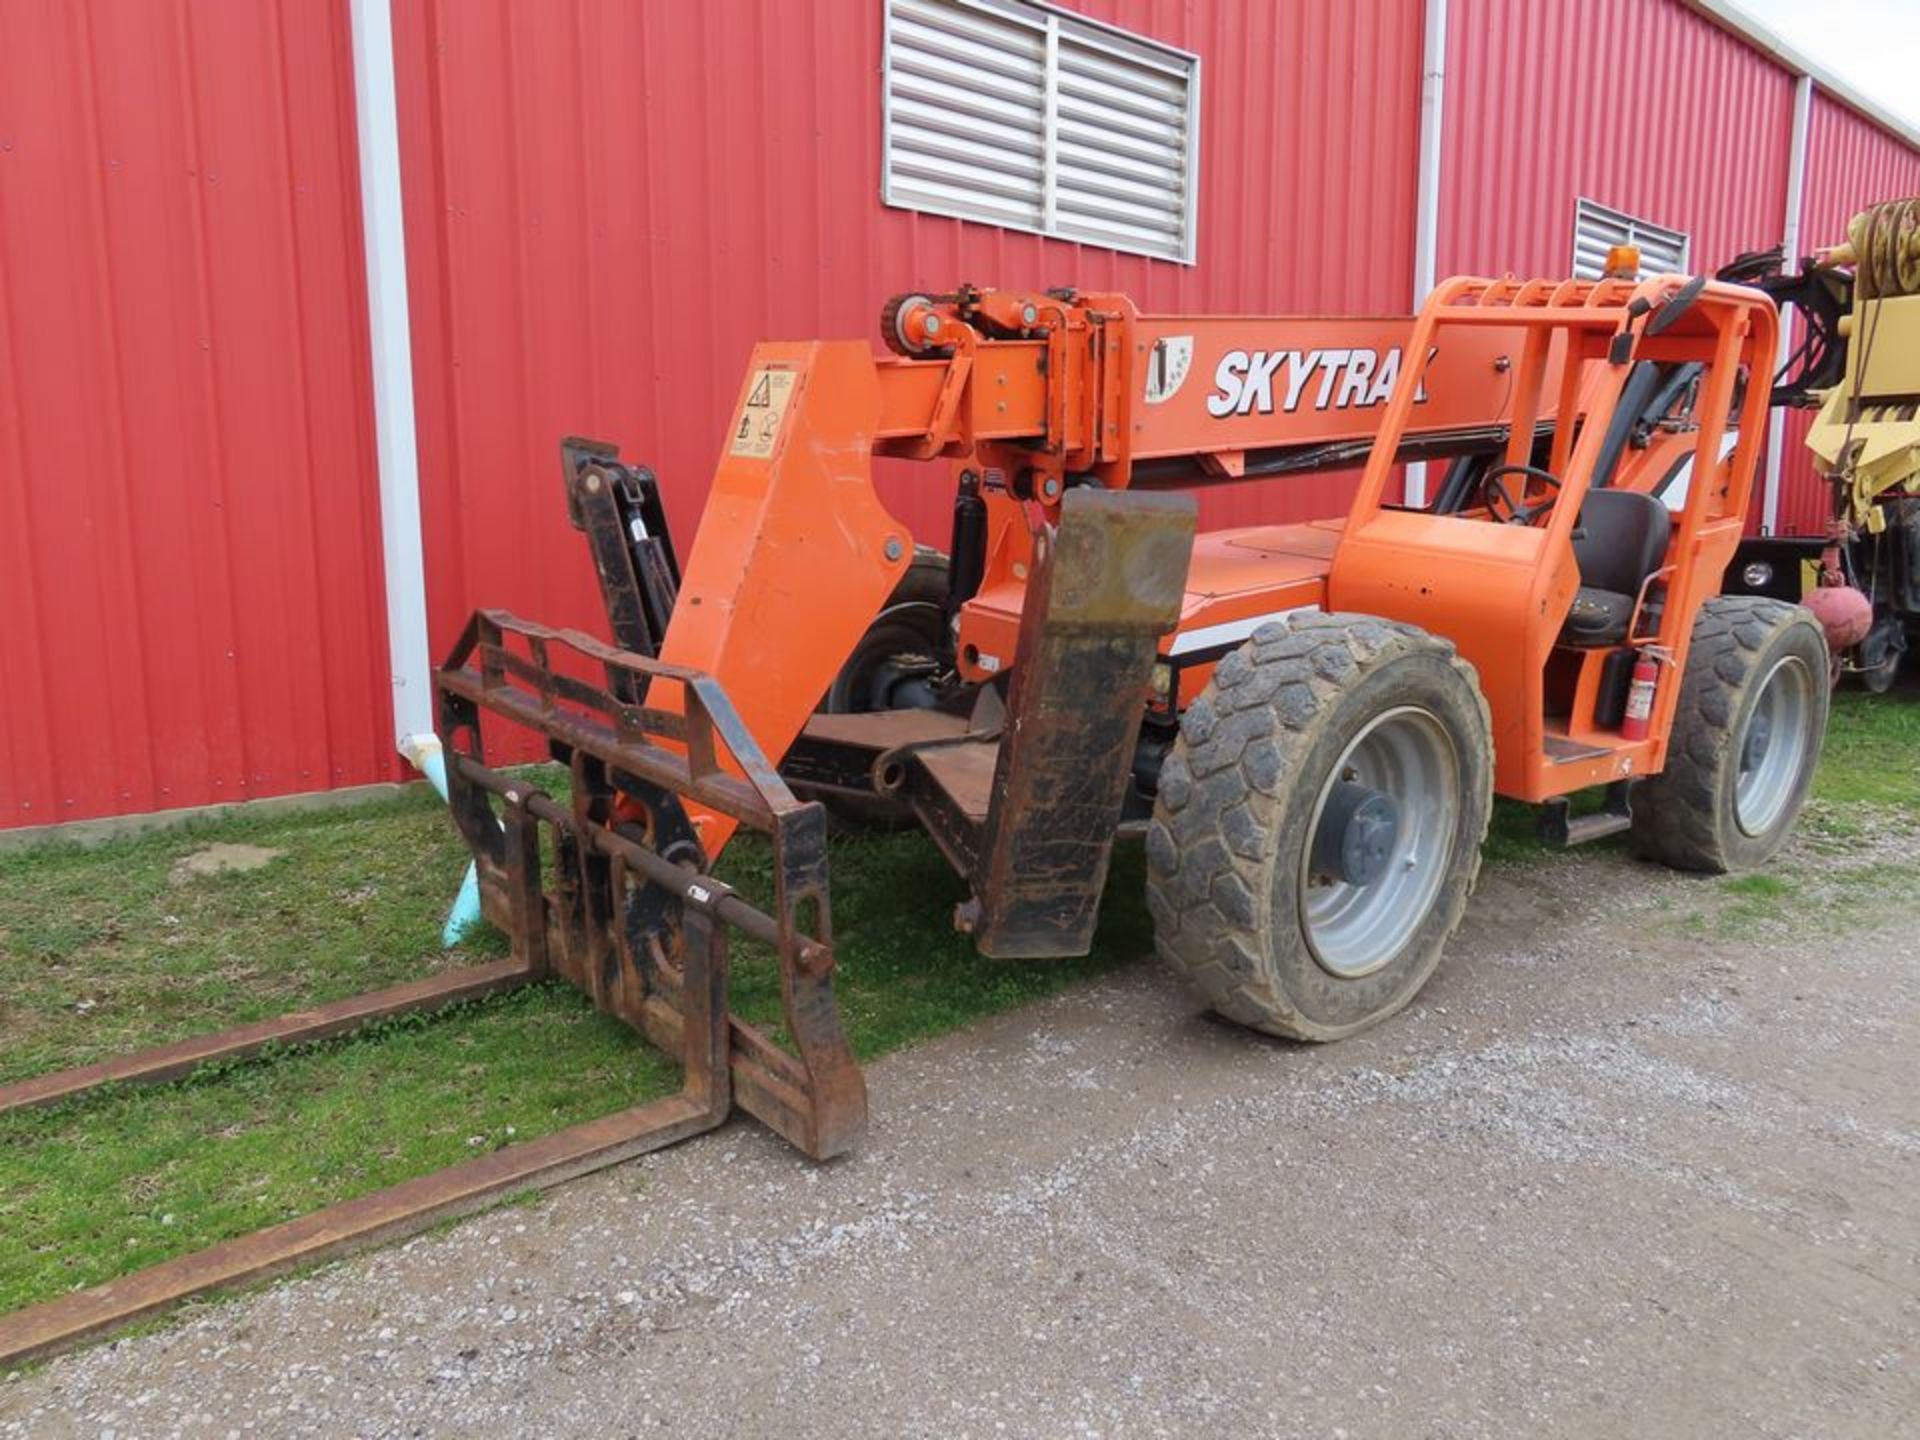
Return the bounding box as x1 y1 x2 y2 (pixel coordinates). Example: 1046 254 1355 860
1572 197 1690 280
883 0 1198 262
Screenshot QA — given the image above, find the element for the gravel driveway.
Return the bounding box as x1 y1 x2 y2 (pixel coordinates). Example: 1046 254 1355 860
4 836 1917 1439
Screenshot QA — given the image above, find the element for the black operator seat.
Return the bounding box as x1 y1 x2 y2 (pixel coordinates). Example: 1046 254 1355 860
1560 488 1671 645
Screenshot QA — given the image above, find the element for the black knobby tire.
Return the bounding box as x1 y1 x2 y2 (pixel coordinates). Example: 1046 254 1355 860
1146 612 1493 1042
823 548 949 713
1630 596 1829 873
1855 615 1905 694
1860 653 1902 695
814 548 949 828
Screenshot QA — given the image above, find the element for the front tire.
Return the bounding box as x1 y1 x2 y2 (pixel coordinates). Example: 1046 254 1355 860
1146 613 1493 1042
813 548 950 828
1630 596 1829 873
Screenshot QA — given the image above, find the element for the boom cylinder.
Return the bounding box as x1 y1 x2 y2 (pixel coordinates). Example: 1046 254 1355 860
948 470 988 613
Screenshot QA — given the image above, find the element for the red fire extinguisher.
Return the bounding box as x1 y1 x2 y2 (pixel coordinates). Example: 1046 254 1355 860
1620 649 1663 741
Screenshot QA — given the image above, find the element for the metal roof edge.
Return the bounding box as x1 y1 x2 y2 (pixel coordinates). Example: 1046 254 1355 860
1682 0 1920 153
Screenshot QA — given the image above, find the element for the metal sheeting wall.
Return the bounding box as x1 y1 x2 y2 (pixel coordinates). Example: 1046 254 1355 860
12 0 1920 830
1772 94 1920 536
0 0 392 829
390 0 1424 674
1438 0 1800 535
1440 0 1794 281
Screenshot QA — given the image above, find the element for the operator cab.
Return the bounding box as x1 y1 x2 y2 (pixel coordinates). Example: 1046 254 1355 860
1427 446 1672 647
1424 357 1710 646
1330 271 1770 809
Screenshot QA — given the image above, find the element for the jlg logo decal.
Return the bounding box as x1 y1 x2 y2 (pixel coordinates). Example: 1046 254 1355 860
1206 347 1429 418
1143 335 1194 404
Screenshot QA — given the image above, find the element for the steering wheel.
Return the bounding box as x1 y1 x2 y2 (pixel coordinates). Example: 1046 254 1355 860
1479 464 1563 526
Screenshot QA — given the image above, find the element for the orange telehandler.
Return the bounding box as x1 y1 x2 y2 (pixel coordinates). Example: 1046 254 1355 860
0 265 1829 1364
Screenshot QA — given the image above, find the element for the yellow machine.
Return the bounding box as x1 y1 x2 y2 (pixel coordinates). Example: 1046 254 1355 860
1808 199 1920 529
1724 196 1920 689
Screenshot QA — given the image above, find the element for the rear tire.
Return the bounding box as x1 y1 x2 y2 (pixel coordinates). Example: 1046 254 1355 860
1630 596 1829 873
1146 613 1493 1042
1855 614 1905 694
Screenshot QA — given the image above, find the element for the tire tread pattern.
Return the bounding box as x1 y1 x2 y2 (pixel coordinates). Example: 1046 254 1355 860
1146 612 1491 1040
1629 594 1825 873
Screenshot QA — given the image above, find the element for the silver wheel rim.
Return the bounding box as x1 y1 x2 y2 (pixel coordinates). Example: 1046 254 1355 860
1735 654 1814 837
1300 706 1460 979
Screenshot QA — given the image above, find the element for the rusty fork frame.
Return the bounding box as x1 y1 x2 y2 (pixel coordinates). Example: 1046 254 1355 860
0 612 862 1367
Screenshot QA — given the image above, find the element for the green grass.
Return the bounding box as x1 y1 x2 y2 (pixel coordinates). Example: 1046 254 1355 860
1678 870 1798 939
1483 689 1920 866
0 987 676 1304
1803 688 1920 832
0 790 1142 1313
1483 797 1554 866
0 794 509 1087
1721 872 1791 899
1 687 1913 1318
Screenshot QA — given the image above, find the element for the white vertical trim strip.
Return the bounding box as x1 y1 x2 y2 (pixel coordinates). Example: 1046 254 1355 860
1764 73 1814 538
878 0 895 207
1180 35 1201 264
348 0 433 747
1406 0 1447 508
1040 15 1060 234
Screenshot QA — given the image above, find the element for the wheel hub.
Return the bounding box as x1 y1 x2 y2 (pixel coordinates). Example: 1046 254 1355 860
1310 782 1402 886
863 654 941 711
1300 706 1461 980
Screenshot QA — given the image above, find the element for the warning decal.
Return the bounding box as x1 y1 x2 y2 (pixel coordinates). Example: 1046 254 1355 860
729 367 797 459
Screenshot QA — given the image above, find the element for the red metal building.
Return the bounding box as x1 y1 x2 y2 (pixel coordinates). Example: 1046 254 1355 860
3 0 1918 830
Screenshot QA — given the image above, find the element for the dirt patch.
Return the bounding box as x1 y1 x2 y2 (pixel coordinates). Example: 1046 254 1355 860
169 844 284 884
